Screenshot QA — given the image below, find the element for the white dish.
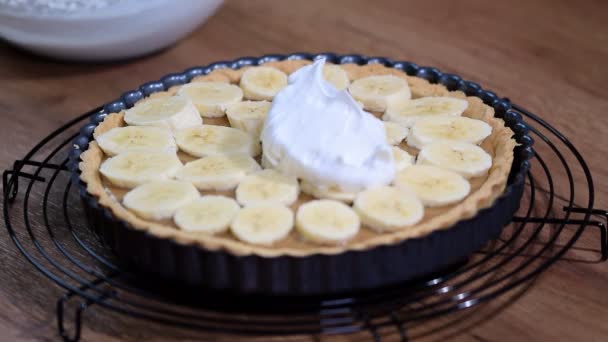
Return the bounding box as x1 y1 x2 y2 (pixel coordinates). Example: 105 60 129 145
0 0 223 61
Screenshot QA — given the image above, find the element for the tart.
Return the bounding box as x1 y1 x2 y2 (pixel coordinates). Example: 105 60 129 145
73 54 529 294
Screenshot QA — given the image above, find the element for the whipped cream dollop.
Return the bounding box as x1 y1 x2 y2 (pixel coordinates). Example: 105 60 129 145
261 59 395 192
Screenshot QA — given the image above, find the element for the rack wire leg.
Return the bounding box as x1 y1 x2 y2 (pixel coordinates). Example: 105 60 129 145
568 208 608 260
55 277 113 342
56 295 87 342
391 312 408 341
3 159 66 202
563 207 608 260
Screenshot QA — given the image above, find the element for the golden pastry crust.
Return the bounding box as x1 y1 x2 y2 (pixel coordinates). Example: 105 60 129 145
79 61 516 257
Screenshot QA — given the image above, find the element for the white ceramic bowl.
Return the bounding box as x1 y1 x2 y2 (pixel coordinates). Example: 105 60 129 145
0 0 223 61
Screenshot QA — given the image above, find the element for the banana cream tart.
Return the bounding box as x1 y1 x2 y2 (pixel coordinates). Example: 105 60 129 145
79 59 515 256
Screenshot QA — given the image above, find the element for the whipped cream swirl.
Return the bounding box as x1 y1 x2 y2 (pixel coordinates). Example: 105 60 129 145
261 59 394 192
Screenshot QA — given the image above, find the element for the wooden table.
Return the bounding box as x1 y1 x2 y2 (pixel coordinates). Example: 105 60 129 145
1 0 607 340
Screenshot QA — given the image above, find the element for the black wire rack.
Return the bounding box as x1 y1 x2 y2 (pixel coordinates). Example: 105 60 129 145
2 103 606 341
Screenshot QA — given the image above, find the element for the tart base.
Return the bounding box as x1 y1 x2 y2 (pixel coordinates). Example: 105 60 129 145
81 173 524 294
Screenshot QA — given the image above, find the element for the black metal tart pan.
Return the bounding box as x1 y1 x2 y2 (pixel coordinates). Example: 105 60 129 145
68 53 533 296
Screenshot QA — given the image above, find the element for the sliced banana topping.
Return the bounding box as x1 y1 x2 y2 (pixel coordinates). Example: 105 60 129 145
174 195 240 234
354 185 424 232
92 61 506 248
175 153 261 191
261 153 274 169
225 100 272 139
175 125 260 158
123 180 199 220
323 64 350 90
124 96 202 132
240 66 288 100
230 204 294 245
236 169 299 206
383 96 468 127
296 199 360 244
417 140 492 178
300 181 358 203
96 126 176 156
393 165 470 207
384 121 409 145
348 75 410 112
177 81 243 117
99 150 183 188
392 146 415 171
407 116 492 149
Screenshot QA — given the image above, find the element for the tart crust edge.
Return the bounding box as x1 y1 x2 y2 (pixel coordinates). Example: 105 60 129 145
79 61 516 257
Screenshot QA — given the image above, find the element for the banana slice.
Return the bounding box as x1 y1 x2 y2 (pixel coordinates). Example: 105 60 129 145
354 185 424 232
407 116 492 149
174 195 240 234
296 199 360 244
236 169 299 206
175 153 261 191
240 66 288 100
323 64 350 90
300 181 358 203
384 121 409 145
177 81 243 117
124 96 202 131
99 151 182 188
230 204 294 245
225 100 272 139
96 126 176 156
261 153 274 169
393 165 470 207
392 146 415 171
417 140 492 178
123 180 199 220
175 125 260 158
348 75 410 112
383 96 468 127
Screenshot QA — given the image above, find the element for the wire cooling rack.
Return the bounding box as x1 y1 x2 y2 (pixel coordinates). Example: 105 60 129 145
2 103 606 341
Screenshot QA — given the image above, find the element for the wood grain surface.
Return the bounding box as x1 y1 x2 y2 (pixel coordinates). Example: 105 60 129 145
1 0 607 341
